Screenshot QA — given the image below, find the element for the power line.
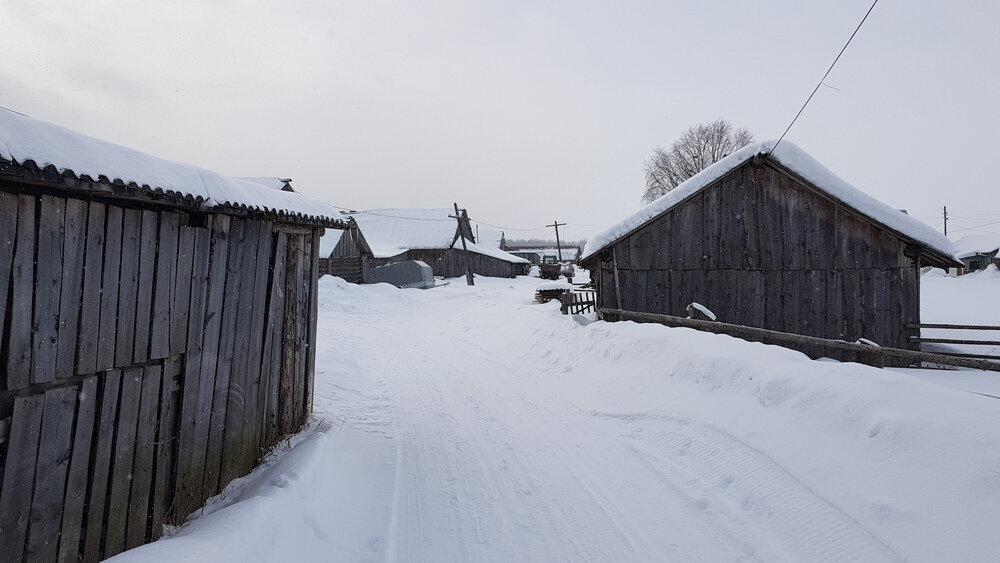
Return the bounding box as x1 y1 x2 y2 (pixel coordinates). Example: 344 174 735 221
949 220 1000 234
769 0 879 156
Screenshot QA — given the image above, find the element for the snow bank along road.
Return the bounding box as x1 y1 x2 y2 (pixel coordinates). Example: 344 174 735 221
114 275 1000 563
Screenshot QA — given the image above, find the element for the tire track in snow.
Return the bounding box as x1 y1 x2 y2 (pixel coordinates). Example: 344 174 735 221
596 412 904 563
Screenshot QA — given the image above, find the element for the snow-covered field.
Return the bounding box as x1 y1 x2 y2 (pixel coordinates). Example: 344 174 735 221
113 273 1000 562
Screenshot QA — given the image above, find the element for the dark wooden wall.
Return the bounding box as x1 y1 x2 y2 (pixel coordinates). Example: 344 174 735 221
318 227 370 283
372 249 525 279
0 187 321 562
589 162 921 354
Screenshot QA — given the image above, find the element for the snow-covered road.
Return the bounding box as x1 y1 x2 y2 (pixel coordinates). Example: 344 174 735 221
115 274 1000 563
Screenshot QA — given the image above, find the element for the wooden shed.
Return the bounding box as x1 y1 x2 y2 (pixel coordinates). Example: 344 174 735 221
318 219 373 283
580 140 960 356
0 109 343 561
347 208 530 279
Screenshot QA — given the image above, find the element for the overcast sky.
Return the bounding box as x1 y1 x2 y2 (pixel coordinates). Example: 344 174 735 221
2 0 998 242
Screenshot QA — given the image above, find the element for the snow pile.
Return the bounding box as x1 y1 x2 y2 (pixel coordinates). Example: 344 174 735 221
0 108 342 222
113 275 1000 562
582 140 954 263
535 280 574 291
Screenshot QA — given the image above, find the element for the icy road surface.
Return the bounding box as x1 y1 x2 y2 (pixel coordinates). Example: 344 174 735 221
115 274 1000 563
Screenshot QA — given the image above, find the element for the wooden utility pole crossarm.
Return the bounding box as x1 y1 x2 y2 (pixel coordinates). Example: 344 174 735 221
546 220 566 261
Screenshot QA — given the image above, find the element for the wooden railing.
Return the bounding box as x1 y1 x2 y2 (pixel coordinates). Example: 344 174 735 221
907 323 1000 361
599 309 1000 372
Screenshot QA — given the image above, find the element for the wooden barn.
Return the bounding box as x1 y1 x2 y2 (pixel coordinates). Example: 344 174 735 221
0 109 343 561
580 140 960 357
345 208 530 279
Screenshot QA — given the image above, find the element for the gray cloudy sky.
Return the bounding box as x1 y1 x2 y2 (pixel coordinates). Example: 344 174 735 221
2 0 998 242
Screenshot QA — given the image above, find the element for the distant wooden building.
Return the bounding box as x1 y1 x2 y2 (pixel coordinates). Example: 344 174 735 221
0 109 343 561
580 141 960 355
318 220 373 283
952 234 1000 274
345 208 530 279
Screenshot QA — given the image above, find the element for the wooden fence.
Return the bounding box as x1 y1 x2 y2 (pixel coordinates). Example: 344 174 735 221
560 289 597 315
599 308 1000 373
907 323 1000 361
0 189 321 562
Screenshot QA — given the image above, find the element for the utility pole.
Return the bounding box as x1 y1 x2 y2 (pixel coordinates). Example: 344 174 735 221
943 205 948 236
450 202 474 285
546 220 566 261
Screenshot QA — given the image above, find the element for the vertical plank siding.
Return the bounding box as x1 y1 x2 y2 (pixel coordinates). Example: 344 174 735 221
0 189 322 562
589 161 925 362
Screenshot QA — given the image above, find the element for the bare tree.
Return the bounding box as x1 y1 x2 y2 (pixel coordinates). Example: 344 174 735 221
641 119 754 204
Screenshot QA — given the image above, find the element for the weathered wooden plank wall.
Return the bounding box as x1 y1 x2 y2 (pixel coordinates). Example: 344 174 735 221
0 187 321 562
369 248 521 279
588 162 921 359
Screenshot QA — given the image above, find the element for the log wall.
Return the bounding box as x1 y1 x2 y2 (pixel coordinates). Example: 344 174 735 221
0 186 321 562
588 162 921 357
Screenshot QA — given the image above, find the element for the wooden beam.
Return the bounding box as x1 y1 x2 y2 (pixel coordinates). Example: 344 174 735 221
599 308 1000 373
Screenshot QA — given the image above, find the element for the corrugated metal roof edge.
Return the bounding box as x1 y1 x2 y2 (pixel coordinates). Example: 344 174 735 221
0 157 346 228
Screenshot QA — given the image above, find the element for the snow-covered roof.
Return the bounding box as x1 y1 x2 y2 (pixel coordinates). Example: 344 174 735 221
512 248 580 260
0 108 340 224
581 140 956 265
347 208 528 263
347 209 461 258
235 176 294 192
460 238 530 264
952 234 1000 260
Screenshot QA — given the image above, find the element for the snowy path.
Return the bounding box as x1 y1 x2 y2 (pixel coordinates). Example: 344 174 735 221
308 281 901 562
114 275 1000 563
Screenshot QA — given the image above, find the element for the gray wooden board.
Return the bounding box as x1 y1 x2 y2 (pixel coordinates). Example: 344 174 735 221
32 195 65 385
115 209 141 368
260 232 287 445
762 269 784 330
244 223 273 467
25 386 77 562
96 206 123 372
305 230 320 414
8 194 37 389
82 369 122 563
179 218 230 515
292 234 307 428
56 198 88 379
740 168 761 270
56 376 98 563
133 211 159 363
204 218 245 496
151 213 179 359
103 367 144 558
221 220 258 484
76 203 106 376
151 358 180 538
701 182 720 270
172 228 211 519
170 227 196 355
826 270 845 341
126 365 162 549
305 230 321 415
0 192 18 381
0 394 43 562
717 174 743 269
280 234 298 435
